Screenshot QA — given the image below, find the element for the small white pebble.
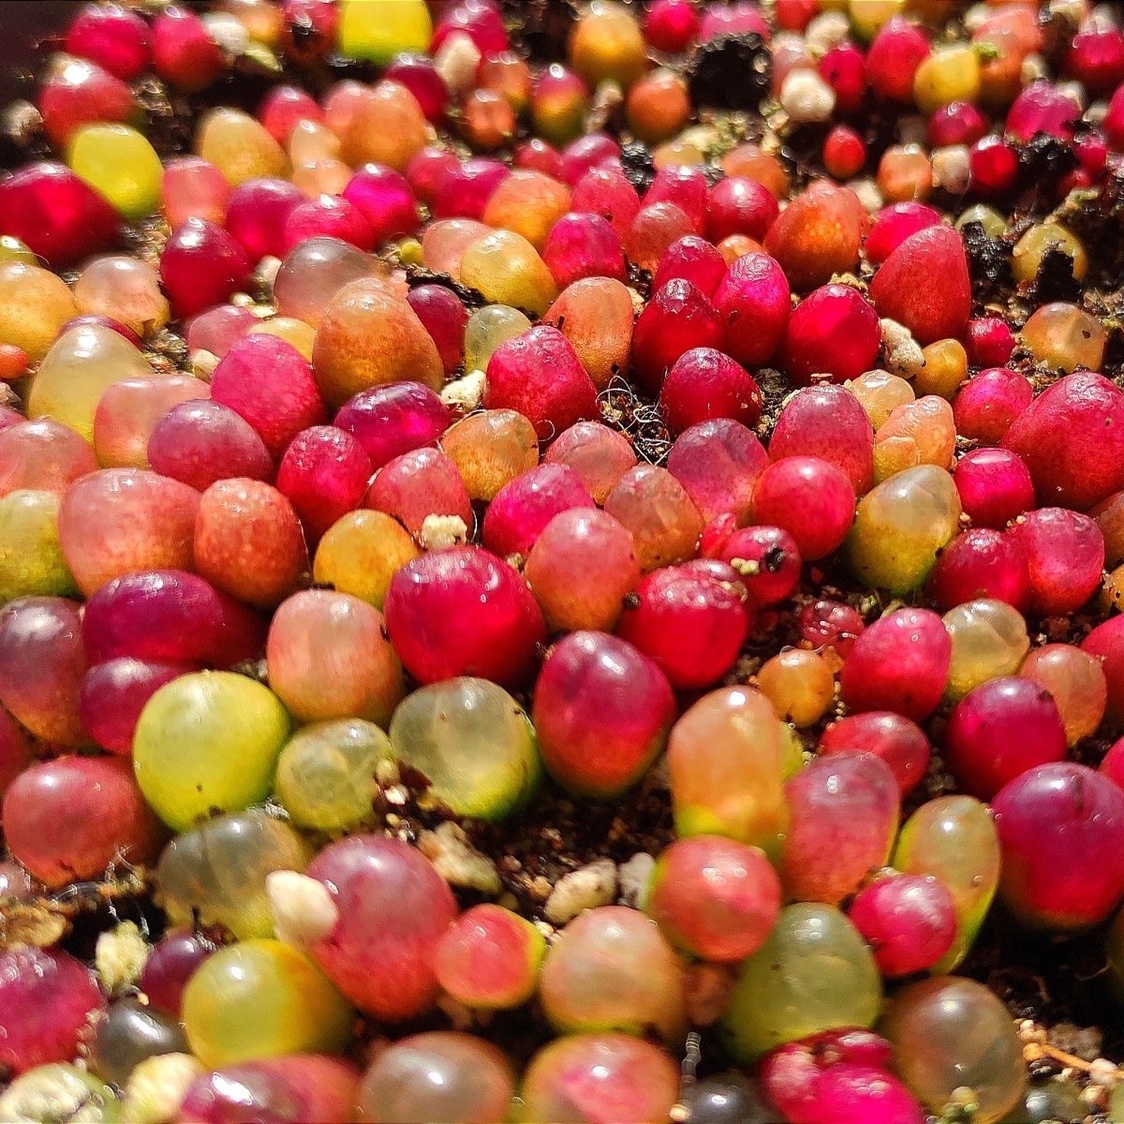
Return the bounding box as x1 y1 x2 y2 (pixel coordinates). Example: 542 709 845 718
804 10 850 56
1056 80 1088 109
190 348 219 381
850 177 884 213
880 318 926 380
419 822 503 895
1089 1057 1120 1088
963 3 990 32
267 870 339 948
586 80 624 133
1 99 41 141
255 255 282 291
123 1054 204 1124
779 69 836 124
931 144 971 195
1022 52 1049 84
617 852 655 910
544 859 618 925
434 30 482 96
96 921 149 994
440 368 486 412
418 513 469 551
